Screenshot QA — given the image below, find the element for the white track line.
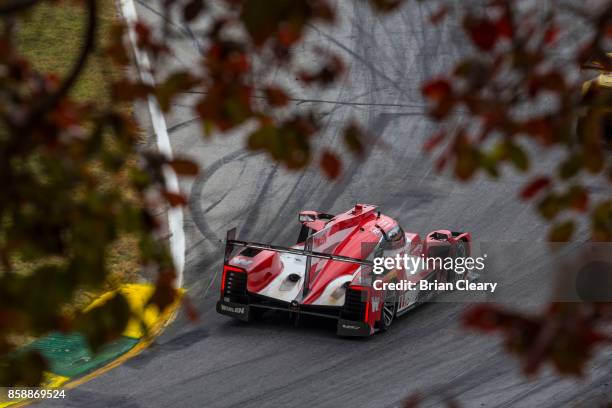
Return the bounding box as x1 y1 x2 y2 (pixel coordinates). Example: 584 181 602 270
118 0 185 288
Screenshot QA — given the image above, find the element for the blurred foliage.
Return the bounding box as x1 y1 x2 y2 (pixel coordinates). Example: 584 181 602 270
0 0 180 386
419 0 612 380
0 0 610 389
420 0 612 243
464 302 611 377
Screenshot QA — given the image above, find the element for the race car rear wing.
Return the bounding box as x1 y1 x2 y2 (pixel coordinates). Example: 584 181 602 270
224 228 374 295
225 228 373 265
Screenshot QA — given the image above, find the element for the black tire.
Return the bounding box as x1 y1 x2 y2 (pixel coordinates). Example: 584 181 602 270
448 239 468 284
377 289 397 332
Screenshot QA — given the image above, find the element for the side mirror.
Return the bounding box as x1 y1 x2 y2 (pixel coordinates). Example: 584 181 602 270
298 212 317 223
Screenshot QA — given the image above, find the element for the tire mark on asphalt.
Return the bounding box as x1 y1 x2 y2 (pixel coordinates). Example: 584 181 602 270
188 149 258 247
306 23 408 97
135 0 201 53
237 163 280 239
317 113 396 210
167 117 199 134
180 91 427 110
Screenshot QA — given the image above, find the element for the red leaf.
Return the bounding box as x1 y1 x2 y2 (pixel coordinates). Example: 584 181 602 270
520 177 551 199
369 0 404 12
183 297 199 322
524 117 554 144
544 25 560 45
463 304 503 332
435 154 448 172
169 159 199 176
464 17 499 51
496 15 513 38
429 6 449 24
423 131 446 152
264 86 290 107
277 23 300 47
163 191 187 207
572 193 589 212
135 22 150 43
227 52 250 74
567 186 589 212
403 394 422 408
320 151 341 179
421 79 452 101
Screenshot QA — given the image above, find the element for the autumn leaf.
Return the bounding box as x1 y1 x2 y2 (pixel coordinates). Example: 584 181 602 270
183 0 206 22
424 131 446 153
559 154 584 180
496 14 513 38
169 158 199 176
320 150 341 179
463 304 504 332
149 272 178 312
538 193 562 220
429 6 449 25
299 54 344 86
520 177 551 199
592 200 612 241
343 123 366 156
422 79 453 101
544 25 560 44
162 191 188 207
508 142 529 171
183 297 200 322
368 0 404 12
403 394 422 408
548 220 575 241
264 85 290 107
463 16 499 52
156 72 198 112
566 185 589 212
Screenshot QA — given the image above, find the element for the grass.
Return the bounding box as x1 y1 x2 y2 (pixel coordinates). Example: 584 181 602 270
15 1 141 298
18 0 117 102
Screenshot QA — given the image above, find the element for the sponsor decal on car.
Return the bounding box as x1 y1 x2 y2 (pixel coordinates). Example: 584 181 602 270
220 304 245 314
371 296 380 312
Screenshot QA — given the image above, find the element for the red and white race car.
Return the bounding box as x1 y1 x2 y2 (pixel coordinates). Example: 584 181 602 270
217 204 471 336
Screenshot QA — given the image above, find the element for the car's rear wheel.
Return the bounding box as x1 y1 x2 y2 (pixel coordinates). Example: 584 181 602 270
448 240 468 284
378 289 397 332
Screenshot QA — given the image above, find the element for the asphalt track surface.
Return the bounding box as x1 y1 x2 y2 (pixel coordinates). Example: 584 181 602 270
44 2 612 407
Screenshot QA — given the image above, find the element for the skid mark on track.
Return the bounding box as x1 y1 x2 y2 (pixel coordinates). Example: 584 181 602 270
188 149 256 246
167 117 199 134
236 164 279 239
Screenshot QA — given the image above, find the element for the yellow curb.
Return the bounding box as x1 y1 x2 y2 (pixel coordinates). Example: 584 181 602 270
85 283 183 339
3 284 185 408
62 295 182 391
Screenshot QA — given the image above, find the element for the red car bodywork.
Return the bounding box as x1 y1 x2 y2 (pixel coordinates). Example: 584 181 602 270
217 204 471 336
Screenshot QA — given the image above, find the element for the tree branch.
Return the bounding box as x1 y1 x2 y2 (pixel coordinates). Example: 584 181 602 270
0 0 42 15
21 0 97 131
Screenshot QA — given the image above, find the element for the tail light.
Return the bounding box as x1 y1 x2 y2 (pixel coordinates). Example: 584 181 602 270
342 285 370 323
220 265 247 300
